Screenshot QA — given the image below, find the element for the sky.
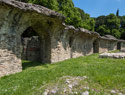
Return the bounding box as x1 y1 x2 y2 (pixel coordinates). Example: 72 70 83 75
72 0 125 17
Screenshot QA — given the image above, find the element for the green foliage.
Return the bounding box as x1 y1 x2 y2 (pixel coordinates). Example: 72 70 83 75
119 28 125 39
119 16 125 39
116 9 119 17
120 16 125 28
77 8 95 31
95 14 122 39
106 14 120 29
96 25 110 35
111 29 121 38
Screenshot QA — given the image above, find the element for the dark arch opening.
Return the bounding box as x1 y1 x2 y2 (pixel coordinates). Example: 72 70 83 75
69 37 73 48
21 27 41 62
93 40 99 53
21 27 38 38
117 42 121 50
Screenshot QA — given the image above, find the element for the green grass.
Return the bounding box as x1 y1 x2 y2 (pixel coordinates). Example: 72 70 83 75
0 54 125 95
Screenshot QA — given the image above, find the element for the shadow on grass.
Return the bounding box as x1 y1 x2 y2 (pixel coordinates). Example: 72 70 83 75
22 60 49 70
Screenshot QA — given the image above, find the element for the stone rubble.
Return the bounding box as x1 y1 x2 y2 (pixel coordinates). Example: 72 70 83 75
120 49 125 52
110 90 124 95
32 76 125 95
42 76 88 95
110 90 117 94
99 52 125 59
81 91 89 95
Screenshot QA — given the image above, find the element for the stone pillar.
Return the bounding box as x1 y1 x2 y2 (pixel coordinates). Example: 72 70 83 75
0 33 22 77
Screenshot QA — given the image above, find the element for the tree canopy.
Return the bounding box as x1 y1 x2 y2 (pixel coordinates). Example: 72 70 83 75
95 14 125 39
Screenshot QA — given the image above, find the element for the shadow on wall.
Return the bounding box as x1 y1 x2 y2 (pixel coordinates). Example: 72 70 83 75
93 39 99 53
21 25 52 64
117 42 121 50
21 27 41 62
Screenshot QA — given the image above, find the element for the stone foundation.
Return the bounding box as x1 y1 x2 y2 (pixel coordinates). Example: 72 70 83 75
0 49 22 77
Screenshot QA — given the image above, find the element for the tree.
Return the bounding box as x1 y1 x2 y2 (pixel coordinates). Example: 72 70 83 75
111 29 121 38
96 25 110 36
116 9 119 17
95 14 121 38
77 8 95 31
106 14 120 29
119 16 125 39
120 16 125 28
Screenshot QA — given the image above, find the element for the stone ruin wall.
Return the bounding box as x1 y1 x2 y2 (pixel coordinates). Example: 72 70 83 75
0 0 64 77
22 36 41 62
50 26 99 63
0 0 125 77
121 42 125 50
116 40 125 50
0 3 25 77
99 38 117 53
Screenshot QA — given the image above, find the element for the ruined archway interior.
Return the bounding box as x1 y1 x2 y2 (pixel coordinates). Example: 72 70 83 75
117 42 121 50
93 40 99 53
21 27 41 62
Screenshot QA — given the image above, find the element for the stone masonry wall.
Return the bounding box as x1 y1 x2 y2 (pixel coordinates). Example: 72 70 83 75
71 33 96 58
0 5 26 77
51 25 99 63
0 0 64 77
22 36 41 62
99 39 117 53
121 42 125 50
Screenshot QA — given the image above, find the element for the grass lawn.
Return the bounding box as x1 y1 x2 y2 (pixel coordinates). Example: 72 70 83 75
0 54 125 95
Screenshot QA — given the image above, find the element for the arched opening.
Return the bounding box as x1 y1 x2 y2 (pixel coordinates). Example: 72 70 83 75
117 42 121 50
93 40 99 53
21 27 41 62
69 37 73 48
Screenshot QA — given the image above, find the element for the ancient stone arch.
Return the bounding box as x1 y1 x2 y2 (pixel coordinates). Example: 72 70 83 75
0 0 64 77
117 42 121 50
21 27 41 61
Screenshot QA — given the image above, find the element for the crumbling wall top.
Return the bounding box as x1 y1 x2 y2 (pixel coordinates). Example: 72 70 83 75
63 23 100 37
0 0 65 21
100 35 118 41
118 39 125 43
